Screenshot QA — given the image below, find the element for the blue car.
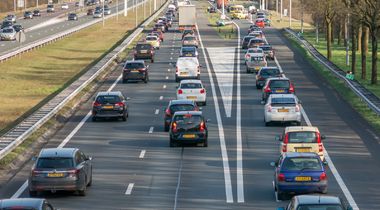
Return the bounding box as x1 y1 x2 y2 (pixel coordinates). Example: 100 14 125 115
271 152 328 200
277 195 353 210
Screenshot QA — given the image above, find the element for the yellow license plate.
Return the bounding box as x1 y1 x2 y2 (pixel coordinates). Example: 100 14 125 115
131 70 139 72
276 90 285 93
187 96 197 99
103 105 114 109
186 54 192 56
278 109 289 112
255 67 260 70
180 72 188 75
295 176 311 181
183 134 196 138
48 173 64 177
296 148 311 152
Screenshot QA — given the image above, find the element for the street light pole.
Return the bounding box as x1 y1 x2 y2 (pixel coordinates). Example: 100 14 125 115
14 0 16 12
102 0 105 27
280 0 283 21
300 0 304 33
144 0 146 19
289 0 292 28
276 0 278 14
116 0 119 21
124 0 128 16
135 0 138 27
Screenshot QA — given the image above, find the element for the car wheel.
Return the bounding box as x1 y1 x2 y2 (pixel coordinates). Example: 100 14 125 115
256 84 260 89
78 185 87 196
203 139 208 147
246 67 250 73
276 190 286 201
265 121 271 126
164 124 170 132
29 190 37 197
144 76 148 83
92 116 97 122
175 76 179 82
170 138 176 147
151 59 154 63
122 115 127 121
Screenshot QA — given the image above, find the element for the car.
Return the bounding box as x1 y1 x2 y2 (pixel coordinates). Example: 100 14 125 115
33 9 41 16
182 28 194 39
182 35 199 48
5 14 16 23
257 14 265 19
103 7 111 15
271 153 328 200
61 3 69 9
176 57 200 82
164 100 199 131
0 27 16 41
151 30 164 41
134 43 155 62
24 11 33 19
257 11 265 16
264 18 271 26
216 19 233 26
1 20 13 29
244 47 264 62
92 91 129 121
179 46 198 57
87 9 95 15
158 17 170 29
29 148 93 196
122 60 149 83
248 31 265 39
154 23 166 32
176 79 207 105
262 77 295 102
245 54 267 73
169 111 208 147
255 19 265 28
277 195 353 210
259 44 275 60
255 67 283 89
0 198 57 210
68 13 78 21
47 4 55 12
13 24 24 32
264 94 301 126
247 38 265 48
208 6 216 13
231 11 248 19
242 35 255 49
75 1 80 6
93 10 103 18
277 126 326 162
145 35 160 49
248 25 261 33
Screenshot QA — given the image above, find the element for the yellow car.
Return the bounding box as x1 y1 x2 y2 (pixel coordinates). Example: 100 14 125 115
145 36 160 49
231 11 247 19
276 126 326 162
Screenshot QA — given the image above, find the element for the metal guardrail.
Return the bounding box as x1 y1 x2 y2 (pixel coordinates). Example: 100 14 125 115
0 0 170 160
285 28 380 115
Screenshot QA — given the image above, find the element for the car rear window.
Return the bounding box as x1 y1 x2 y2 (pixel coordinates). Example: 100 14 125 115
182 48 194 53
247 49 263 53
2 28 13 33
288 132 318 143
136 44 151 50
184 36 195 41
37 157 74 168
269 80 290 88
261 68 280 76
96 95 121 103
296 205 343 210
173 114 202 126
271 97 295 106
282 157 322 171
260 46 272 51
170 104 195 113
181 83 202 89
250 39 264 43
125 62 145 69
146 36 156 41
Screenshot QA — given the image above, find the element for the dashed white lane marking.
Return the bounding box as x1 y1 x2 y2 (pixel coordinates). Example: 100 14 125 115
159 96 163 100
171 52 174 55
148 126 154 133
163 85 167 89
139 150 146 159
170 57 173 60
1 44 5 47
155 109 159 115
125 183 135 195
168 69 171 72
29 35 33 38
166 76 169 80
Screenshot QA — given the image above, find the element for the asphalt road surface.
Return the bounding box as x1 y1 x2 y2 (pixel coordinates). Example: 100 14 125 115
0 0 380 209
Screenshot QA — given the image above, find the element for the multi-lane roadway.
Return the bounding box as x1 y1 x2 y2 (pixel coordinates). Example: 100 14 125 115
0 0 380 209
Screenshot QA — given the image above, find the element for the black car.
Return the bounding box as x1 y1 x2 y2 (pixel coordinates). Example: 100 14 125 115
255 67 282 89
24 11 33 19
0 198 56 210
262 77 295 102
123 60 149 83
259 44 275 60
277 195 352 210
241 35 255 49
13 24 24 32
1 21 13 29
182 29 194 39
68 13 78 21
208 7 216 13
179 46 198 57
92 91 129 121
134 43 155 62
164 100 199 131
169 111 208 147
33 9 41 16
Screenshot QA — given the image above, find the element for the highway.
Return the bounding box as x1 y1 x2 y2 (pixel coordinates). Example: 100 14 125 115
0 0 380 209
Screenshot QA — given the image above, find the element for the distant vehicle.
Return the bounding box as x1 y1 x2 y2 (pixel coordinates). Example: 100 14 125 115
255 67 283 89
145 35 160 49
257 14 265 19
264 94 301 126
92 91 129 121
164 99 199 131
248 25 262 33
134 43 155 62
264 18 271 26
245 54 267 73
247 38 265 48
150 31 164 41
0 27 16 41
87 9 95 15
255 19 265 28
47 4 55 12
262 77 295 102
176 79 207 105
24 11 33 19
68 13 78 21
176 57 200 82
93 10 103 18
5 14 16 23
277 195 352 210
248 30 265 39
179 46 198 57
182 35 199 48
1 21 13 29
244 47 264 63
259 44 275 60
208 6 216 13
271 153 328 200
216 19 233 26
154 23 166 32
178 4 196 31
61 3 69 9
182 28 194 39
122 60 149 83
0 198 57 210
33 9 41 16
29 148 93 196
169 111 208 147
13 24 24 32
103 7 111 15
75 1 80 6
241 35 255 49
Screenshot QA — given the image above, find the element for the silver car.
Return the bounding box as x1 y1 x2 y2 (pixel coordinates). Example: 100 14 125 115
5 14 16 23
93 10 103 18
29 148 93 196
104 8 111 15
245 54 267 73
264 94 301 126
182 35 199 48
0 27 16 41
0 198 57 210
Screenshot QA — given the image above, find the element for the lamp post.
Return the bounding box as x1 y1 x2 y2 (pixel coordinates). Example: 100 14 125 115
289 0 292 28
102 0 105 27
124 0 127 16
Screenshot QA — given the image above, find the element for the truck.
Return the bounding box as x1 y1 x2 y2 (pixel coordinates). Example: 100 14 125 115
178 4 196 31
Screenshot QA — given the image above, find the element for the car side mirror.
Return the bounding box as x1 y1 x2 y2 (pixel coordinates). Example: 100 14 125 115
198 107 203 111
206 119 211 122
270 161 277 167
321 135 326 140
126 97 131 100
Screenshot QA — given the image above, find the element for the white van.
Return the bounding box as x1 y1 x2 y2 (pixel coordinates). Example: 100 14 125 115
175 57 200 82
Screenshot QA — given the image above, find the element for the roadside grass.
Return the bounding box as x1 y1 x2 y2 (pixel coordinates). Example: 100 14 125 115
269 11 313 31
0 0 158 133
285 33 380 132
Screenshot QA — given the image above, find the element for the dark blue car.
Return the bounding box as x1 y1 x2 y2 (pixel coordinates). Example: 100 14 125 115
271 152 328 200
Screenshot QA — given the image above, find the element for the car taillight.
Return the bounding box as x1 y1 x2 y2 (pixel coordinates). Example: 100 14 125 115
277 173 285 182
245 54 251 59
93 101 101 107
283 134 289 143
267 105 272 112
200 121 205 132
282 144 287 152
264 86 271 93
200 89 205 94
176 67 179 73
67 169 80 178
319 172 327 181
289 84 295 93
178 89 183 94
319 143 324 152
295 105 300 112
138 68 146 73
165 108 171 116
32 169 43 177
115 102 124 109
316 132 321 143
172 122 177 132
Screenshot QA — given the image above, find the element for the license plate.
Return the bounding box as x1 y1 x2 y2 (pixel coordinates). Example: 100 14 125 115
186 53 192 56
131 70 139 73
183 134 196 138
296 148 311 152
103 105 114 109
255 67 260 70
180 72 188 75
295 176 311 182
47 173 64 177
275 90 285 93
278 109 289 112
187 96 197 100
140 50 148 53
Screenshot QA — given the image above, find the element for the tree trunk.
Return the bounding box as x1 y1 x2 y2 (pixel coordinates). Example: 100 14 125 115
361 26 369 80
344 17 348 48
357 26 362 53
338 22 342 45
331 22 334 44
370 29 378 85
326 19 333 60
351 25 357 74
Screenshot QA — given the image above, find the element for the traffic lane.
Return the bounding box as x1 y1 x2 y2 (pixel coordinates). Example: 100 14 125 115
264 27 380 209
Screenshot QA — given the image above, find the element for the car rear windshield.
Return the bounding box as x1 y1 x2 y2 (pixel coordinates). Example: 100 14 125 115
282 157 322 171
125 62 145 69
261 68 280 76
2 28 13 33
184 36 195 41
173 114 202 126
170 104 195 113
136 44 151 50
250 56 264 61
260 46 272 51
269 80 290 88
296 204 343 210
96 95 121 103
250 39 264 43
182 48 194 53
146 36 156 41
271 97 295 106
288 131 318 143
181 83 202 89
47 5 54 8
243 36 254 43
37 157 74 168
247 49 262 53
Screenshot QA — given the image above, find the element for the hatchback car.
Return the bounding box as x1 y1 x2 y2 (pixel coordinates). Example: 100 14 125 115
259 44 275 60
145 35 160 49
176 57 200 82
264 94 301 126
0 198 56 210
33 9 41 16
182 35 199 48
182 28 194 39
248 25 261 33
248 38 265 48
68 13 78 21
248 31 265 39
29 148 92 196
1 21 13 29
255 19 265 28
256 67 283 89
104 7 111 15
169 111 208 147
262 77 295 102
24 11 33 19
93 10 103 18
151 30 164 41
246 54 267 73
164 100 199 131
123 60 149 83
277 126 326 162
278 195 352 210
134 43 155 62
0 27 16 41
13 24 24 32
92 91 129 121
87 9 95 15
61 3 69 9
5 14 16 23
244 47 264 62
242 36 255 49
177 79 207 105
271 152 328 200
180 46 198 57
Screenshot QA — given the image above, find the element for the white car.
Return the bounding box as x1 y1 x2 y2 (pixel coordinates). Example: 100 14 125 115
93 11 103 18
61 3 69 9
168 4 176 10
5 14 16 23
244 47 264 62
176 80 207 105
0 27 16 41
264 94 301 126
175 57 200 82
145 35 160 49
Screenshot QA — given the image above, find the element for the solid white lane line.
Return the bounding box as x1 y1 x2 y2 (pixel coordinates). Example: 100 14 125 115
149 126 154 133
159 96 163 100
125 183 135 195
139 150 146 159
163 85 167 89
196 24 234 203
11 73 123 198
155 109 159 115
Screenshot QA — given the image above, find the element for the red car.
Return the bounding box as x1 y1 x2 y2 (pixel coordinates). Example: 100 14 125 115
255 19 265 28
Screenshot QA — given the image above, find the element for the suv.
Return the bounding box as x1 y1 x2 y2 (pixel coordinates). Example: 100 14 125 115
134 43 155 62
29 148 93 196
278 195 352 210
123 60 149 83
47 4 55 13
262 77 295 102
164 100 199 131
169 111 208 147
175 57 200 82
255 67 282 89
92 91 129 121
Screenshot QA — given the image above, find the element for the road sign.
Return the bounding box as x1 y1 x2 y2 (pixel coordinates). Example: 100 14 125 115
16 31 26 43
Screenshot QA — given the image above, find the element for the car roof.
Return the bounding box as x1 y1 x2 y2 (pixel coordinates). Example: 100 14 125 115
180 79 202 84
39 148 78 158
96 91 123 97
295 195 342 205
284 152 319 158
285 126 319 133
260 67 279 70
177 57 198 61
169 99 195 105
0 198 44 208
126 60 145 64
173 111 203 116
269 94 296 99
267 77 289 81
181 46 196 50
